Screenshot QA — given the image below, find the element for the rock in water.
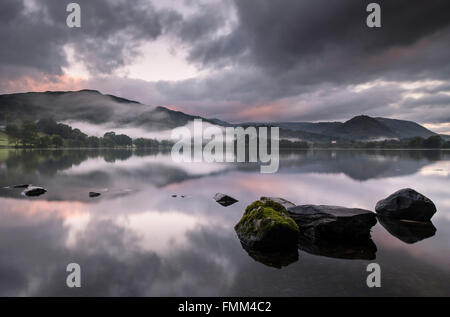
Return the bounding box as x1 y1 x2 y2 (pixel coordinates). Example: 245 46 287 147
375 188 436 221
23 186 47 197
378 216 436 244
288 205 377 241
89 192 101 198
234 198 299 250
13 184 30 189
214 193 238 206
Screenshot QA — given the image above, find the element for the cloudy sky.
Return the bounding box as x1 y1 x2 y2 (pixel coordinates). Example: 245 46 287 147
1 0 450 132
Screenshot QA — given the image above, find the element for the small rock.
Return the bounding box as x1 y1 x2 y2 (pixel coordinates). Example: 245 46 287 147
234 198 299 251
214 193 238 206
288 205 377 241
13 184 30 189
375 188 437 221
89 192 101 198
23 186 47 197
171 194 177 198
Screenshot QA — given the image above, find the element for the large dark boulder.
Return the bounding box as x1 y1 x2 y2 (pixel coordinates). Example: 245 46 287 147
287 205 377 241
214 193 238 207
378 216 436 244
375 188 436 221
235 198 299 251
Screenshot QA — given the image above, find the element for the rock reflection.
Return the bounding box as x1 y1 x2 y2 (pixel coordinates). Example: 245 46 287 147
378 216 437 244
240 242 299 269
297 235 377 260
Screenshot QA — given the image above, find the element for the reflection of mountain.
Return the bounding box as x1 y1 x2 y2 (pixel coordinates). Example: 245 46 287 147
1 149 448 202
238 150 449 181
0 149 204 201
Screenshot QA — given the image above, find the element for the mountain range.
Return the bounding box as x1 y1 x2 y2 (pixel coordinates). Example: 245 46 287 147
0 90 439 142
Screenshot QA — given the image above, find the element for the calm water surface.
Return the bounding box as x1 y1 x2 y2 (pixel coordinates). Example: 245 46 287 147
0 149 449 296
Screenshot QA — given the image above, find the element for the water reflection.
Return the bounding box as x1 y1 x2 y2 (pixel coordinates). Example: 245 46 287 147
377 217 437 244
0 149 449 296
297 236 377 260
240 243 299 269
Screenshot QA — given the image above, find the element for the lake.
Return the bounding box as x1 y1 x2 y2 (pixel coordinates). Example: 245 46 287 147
0 148 449 296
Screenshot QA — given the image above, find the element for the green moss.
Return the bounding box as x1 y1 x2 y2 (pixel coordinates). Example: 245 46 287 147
236 198 299 239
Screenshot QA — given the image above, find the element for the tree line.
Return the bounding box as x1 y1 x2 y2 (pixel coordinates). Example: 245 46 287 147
313 135 450 149
3 118 449 149
276 136 450 149
4 118 169 149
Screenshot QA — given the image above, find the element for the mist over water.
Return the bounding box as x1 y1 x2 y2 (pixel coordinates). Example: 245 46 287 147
0 149 449 296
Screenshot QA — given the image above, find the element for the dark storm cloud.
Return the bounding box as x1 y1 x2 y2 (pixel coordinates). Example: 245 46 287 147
1 0 450 123
0 0 178 77
187 0 450 82
138 0 450 122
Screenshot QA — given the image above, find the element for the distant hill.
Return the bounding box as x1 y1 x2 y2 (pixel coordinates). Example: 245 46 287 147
250 115 437 141
0 90 210 131
269 122 342 134
322 115 435 140
374 117 436 139
0 90 440 142
323 115 397 140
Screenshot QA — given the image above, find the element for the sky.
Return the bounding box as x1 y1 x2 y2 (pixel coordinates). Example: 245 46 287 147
0 0 450 132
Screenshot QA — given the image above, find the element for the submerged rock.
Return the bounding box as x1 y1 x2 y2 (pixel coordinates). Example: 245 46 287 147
214 193 238 207
298 235 377 260
235 198 299 251
240 242 299 269
375 188 436 221
89 192 101 198
378 216 436 244
260 196 296 209
23 186 47 197
288 205 377 241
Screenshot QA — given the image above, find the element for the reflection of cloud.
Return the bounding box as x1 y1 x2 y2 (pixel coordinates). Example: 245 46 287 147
0 198 87 220
61 152 230 176
419 161 450 177
115 211 209 254
1 150 450 295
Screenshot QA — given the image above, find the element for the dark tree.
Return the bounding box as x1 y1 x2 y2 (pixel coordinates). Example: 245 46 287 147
6 123 20 145
20 121 38 146
51 135 64 147
423 135 442 148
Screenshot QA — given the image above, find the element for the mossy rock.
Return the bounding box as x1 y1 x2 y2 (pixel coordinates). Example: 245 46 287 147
234 198 299 251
